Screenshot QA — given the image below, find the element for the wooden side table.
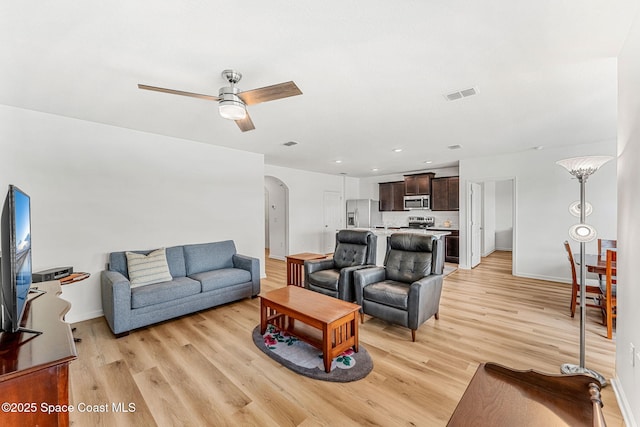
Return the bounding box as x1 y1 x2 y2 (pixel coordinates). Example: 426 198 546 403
285 253 327 287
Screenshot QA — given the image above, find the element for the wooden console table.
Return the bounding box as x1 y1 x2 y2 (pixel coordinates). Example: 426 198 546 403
447 363 606 427
285 252 327 287
0 281 77 427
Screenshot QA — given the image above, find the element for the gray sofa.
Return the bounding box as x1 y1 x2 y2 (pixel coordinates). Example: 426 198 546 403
101 240 260 336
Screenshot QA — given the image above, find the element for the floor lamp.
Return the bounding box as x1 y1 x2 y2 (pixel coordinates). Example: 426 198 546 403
556 155 612 387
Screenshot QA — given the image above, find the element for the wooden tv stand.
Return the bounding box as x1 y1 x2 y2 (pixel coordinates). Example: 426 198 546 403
0 281 77 427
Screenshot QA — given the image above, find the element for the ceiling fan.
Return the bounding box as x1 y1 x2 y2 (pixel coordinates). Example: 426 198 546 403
138 70 302 132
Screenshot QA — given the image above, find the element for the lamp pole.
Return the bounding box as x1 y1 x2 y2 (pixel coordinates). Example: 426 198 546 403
578 174 587 369
557 155 612 387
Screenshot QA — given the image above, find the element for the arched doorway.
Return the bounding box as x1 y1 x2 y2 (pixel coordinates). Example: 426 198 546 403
264 176 289 260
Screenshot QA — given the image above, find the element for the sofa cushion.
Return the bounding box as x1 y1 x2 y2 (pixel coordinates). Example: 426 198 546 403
364 280 410 310
131 276 202 309
190 268 251 292
126 248 173 287
110 245 187 279
307 269 340 291
184 241 236 275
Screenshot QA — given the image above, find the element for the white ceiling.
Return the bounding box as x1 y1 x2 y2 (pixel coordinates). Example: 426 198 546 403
2 1 637 177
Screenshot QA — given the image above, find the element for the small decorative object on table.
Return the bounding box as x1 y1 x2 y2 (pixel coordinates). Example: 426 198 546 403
60 272 91 285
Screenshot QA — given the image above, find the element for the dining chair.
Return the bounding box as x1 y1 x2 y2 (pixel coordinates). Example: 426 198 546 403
563 241 603 318
602 249 617 339
598 239 617 257
597 238 617 287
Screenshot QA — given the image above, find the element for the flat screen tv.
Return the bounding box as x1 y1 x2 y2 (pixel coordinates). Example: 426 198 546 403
1 185 35 334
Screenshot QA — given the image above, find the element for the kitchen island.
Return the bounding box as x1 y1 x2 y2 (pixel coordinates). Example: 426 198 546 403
350 228 452 266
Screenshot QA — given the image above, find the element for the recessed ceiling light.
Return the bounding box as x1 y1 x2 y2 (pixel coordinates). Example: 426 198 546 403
335 160 342 164
424 160 433 164
393 148 403 153
283 141 298 147
448 144 462 150
371 168 379 172
533 145 544 150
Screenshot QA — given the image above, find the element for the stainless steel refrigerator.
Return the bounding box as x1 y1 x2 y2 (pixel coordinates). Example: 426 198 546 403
346 199 382 228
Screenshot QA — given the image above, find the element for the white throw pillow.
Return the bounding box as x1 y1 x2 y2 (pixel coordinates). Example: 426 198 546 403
126 248 173 288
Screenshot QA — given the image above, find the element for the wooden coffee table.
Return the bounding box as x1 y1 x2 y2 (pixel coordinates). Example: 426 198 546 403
259 286 360 373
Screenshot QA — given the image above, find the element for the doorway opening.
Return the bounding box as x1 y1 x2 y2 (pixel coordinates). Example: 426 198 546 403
265 176 289 260
468 178 516 274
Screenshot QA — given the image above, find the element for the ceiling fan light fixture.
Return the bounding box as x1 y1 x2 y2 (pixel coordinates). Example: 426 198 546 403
218 85 246 120
219 100 246 120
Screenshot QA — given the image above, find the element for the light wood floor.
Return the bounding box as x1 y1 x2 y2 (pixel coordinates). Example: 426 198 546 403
69 251 622 426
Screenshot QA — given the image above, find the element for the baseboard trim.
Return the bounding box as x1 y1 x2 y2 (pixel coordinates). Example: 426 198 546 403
514 272 601 286
611 376 638 427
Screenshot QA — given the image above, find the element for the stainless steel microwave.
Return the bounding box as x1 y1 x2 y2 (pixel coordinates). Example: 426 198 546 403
403 195 430 210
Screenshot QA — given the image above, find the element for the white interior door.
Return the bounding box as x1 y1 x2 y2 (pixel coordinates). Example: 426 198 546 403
470 182 482 268
323 191 342 254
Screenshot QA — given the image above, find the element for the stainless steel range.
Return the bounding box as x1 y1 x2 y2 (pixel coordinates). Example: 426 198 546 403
408 216 435 229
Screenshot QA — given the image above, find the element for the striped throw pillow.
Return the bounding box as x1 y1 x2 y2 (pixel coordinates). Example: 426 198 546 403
126 248 173 287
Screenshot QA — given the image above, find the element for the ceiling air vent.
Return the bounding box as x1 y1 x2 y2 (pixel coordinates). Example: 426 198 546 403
283 141 298 146
448 144 462 150
444 86 478 101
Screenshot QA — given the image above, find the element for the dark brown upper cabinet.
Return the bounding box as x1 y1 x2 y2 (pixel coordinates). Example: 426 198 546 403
431 176 459 211
379 181 406 211
404 173 435 196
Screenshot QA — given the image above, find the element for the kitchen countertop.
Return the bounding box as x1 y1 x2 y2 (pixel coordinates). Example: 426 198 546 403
353 227 452 237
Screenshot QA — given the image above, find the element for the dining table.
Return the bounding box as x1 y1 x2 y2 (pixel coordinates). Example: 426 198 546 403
575 252 617 276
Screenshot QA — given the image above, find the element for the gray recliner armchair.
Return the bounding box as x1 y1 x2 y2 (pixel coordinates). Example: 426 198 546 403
304 229 377 301
354 233 444 342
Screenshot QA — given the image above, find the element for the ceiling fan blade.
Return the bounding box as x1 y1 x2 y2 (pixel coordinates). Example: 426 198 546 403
138 84 220 101
237 81 302 106
235 112 255 132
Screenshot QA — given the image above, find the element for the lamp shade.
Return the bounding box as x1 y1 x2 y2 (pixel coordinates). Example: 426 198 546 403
568 201 593 217
219 100 246 120
569 223 597 242
556 156 612 179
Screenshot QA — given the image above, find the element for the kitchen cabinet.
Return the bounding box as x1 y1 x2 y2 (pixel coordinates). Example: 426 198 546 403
379 181 406 211
404 173 435 196
432 176 459 211
445 230 459 264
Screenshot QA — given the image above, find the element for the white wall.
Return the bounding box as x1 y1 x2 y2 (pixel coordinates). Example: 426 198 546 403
495 180 514 250
459 141 617 283
615 11 640 425
263 164 349 255
0 105 265 323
